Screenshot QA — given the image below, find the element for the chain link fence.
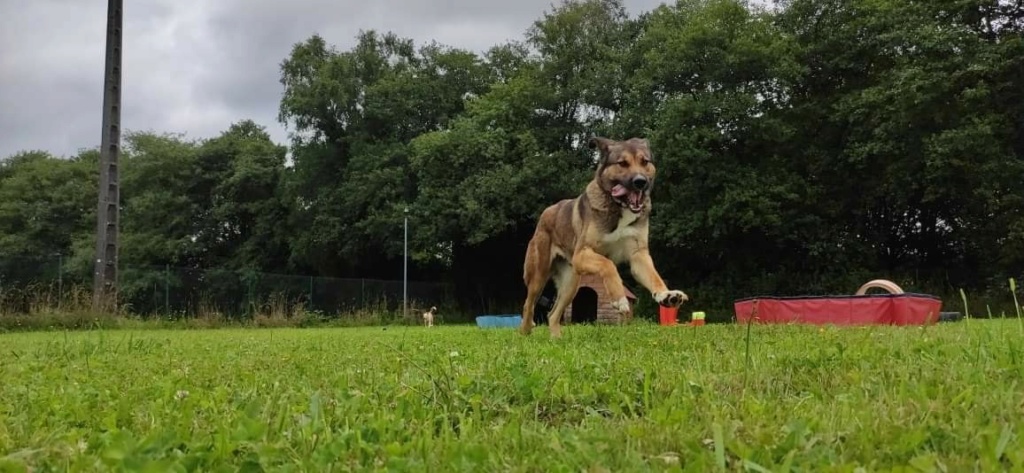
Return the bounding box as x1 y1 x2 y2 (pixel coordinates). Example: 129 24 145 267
0 256 454 320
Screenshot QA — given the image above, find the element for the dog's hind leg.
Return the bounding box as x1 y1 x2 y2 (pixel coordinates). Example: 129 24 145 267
521 233 552 336
545 260 580 339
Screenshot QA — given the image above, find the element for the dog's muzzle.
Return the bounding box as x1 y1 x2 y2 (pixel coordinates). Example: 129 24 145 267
611 174 650 214
631 175 649 191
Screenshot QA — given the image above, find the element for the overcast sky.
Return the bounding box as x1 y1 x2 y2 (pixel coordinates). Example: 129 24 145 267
0 0 671 159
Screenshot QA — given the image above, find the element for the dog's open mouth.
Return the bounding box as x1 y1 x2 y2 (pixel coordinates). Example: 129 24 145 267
611 184 645 213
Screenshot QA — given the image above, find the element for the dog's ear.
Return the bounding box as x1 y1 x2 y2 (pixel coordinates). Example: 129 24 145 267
589 137 615 172
588 136 613 155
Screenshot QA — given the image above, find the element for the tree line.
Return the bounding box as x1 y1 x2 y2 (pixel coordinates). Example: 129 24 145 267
2 0 1022 319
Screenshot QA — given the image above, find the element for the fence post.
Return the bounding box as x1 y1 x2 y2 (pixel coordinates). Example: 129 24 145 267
164 264 170 314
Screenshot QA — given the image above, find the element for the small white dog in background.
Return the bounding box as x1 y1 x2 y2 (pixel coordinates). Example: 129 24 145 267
422 306 438 327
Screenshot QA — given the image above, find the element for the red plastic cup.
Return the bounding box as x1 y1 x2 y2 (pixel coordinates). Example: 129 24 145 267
659 305 678 326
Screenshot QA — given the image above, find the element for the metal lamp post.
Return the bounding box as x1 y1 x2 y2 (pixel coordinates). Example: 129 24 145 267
403 207 409 319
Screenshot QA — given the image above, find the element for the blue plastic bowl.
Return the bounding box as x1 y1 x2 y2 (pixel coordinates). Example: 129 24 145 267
475 314 523 329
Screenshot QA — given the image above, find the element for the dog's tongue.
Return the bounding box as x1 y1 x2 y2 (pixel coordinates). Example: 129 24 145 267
611 184 628 197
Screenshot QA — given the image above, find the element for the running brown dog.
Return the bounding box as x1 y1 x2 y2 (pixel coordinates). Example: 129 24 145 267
520 136 689 338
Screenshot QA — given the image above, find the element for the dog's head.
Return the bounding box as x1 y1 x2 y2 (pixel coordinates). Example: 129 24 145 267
589 136 656 214
429 306 437 314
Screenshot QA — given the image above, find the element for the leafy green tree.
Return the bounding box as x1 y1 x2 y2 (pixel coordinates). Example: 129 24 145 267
277 30 492 278
614 0 816 304
406 0 649 312
3 0 1022 319
775 0 1024 296
193 120 291 271
0 150 97 284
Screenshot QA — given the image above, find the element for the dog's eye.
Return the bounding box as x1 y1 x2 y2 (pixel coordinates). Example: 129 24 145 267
641 159 649 166
618 161 629 167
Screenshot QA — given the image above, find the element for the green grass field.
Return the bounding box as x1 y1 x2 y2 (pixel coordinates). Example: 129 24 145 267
1 319 1023 472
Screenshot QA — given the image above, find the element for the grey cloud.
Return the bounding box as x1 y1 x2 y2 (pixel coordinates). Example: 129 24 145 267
0 0 667 159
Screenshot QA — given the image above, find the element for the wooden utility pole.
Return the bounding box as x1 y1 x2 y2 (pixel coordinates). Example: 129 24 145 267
92 0 123 311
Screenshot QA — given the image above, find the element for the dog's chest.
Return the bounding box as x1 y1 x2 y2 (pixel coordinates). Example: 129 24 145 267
599 212 641 262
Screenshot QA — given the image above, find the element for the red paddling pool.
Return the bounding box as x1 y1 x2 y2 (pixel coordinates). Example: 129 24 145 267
733 279 943 326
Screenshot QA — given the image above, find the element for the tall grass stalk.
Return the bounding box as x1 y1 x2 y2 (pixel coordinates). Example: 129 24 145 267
959 288 972 321
1011 278 1022 335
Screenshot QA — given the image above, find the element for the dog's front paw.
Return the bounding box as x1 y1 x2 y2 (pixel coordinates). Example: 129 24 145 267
654 290 689 308
610 296 631 315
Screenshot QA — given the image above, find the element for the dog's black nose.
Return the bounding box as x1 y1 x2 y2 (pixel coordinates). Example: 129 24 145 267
632 175 648 190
